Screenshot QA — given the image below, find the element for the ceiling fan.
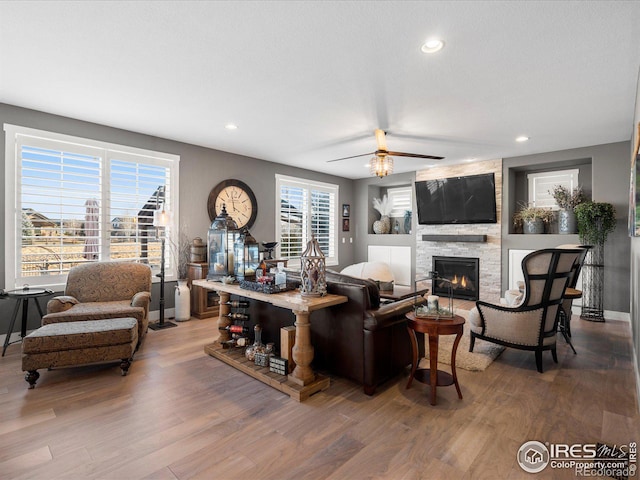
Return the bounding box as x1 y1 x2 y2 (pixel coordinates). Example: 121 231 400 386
327 129 444 178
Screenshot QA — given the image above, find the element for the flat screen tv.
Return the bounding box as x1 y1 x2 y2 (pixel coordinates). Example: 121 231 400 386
415 172 497 224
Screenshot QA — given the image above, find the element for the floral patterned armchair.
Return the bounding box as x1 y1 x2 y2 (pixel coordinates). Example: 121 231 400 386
42 262 152 344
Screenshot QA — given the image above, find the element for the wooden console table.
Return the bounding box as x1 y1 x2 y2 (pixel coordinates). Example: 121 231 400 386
192 279 347 401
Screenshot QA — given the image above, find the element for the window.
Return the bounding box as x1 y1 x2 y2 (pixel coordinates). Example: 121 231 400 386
4 124 179 289
386 186 412 218
275 174 338 266
527 169 579 209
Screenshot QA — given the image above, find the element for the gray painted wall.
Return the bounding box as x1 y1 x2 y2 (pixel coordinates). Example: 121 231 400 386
630 67 640 403
502 141 631 313
0 103 355 335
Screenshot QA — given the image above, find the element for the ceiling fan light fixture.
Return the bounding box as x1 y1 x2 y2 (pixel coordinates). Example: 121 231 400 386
370 155 393 178
421 39 444 54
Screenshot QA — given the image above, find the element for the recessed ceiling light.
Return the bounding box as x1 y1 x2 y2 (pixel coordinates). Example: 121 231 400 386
421 39 444 54
464 158 477 163
516 136 529 142
225 123 238 130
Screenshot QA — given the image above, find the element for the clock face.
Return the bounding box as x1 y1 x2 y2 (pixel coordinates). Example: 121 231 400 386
208 179 258 229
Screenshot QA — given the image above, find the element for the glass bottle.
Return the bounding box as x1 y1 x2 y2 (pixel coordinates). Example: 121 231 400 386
245 324 265 361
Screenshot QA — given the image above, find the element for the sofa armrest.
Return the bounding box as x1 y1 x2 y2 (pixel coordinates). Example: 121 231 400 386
364 296 426 331
46 296 79 314
131 291 151 319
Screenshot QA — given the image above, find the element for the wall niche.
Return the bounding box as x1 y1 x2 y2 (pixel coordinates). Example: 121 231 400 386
368 183 413 235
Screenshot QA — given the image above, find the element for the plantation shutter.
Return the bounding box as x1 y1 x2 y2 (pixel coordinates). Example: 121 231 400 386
276 175 338 266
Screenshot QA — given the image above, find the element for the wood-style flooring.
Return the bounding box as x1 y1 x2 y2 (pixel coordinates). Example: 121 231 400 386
0 310 638 479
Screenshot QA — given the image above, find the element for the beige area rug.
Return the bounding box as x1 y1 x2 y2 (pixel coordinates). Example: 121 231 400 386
420 310 505 372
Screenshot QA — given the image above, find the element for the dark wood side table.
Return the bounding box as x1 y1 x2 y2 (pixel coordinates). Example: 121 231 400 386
405 311 465 405
2 287 53 356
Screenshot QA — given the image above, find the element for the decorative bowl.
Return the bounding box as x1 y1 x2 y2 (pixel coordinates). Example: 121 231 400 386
221 276 236 284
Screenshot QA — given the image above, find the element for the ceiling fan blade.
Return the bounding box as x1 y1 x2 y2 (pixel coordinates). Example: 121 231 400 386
374 129 387 150
326 152 375 163
387 151 445 160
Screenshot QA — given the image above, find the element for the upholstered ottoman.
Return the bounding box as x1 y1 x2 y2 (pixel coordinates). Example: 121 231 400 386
22 317 138 388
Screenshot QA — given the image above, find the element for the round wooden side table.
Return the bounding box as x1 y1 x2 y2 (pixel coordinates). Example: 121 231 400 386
405 311 465 405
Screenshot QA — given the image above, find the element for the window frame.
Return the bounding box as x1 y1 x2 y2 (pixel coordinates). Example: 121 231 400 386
275 174 339 266
386 185 413 218
4 124 180 289
527 169 579 209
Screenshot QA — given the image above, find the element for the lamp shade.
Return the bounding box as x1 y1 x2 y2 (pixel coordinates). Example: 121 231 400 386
370 155 393 178
153 207 171 227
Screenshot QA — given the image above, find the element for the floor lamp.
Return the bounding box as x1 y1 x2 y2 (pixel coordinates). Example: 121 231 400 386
149 200 177 330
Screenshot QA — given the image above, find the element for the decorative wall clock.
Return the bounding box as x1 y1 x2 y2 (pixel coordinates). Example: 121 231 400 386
207 179 258 229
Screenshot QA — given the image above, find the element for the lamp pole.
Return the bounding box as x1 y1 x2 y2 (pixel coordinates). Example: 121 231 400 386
149 192 177 330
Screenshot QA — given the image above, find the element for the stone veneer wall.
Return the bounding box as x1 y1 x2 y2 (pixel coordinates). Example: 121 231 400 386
415 159 503 302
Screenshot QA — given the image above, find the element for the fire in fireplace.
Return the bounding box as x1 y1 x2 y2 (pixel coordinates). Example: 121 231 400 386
432 256 480 301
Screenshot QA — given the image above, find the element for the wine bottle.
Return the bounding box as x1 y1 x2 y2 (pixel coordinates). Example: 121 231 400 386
220 300 250 308
222 312 250 321
219 324 250 335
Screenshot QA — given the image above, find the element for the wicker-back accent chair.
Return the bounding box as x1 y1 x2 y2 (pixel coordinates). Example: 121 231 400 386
468 248 582 372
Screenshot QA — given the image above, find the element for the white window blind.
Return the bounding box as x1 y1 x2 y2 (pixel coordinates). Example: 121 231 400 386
4 124 179 289
275 174 338 266
527 169 579 209
387 186 412 218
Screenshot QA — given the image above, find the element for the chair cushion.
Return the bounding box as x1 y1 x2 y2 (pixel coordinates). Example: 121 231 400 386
23 318 137 354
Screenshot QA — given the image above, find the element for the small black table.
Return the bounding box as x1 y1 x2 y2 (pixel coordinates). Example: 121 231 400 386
2 287 53 356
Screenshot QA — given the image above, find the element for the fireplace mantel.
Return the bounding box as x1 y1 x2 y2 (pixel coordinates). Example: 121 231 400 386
422 234 487 243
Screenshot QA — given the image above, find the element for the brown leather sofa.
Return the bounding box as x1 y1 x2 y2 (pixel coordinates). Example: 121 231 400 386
248 270 424 395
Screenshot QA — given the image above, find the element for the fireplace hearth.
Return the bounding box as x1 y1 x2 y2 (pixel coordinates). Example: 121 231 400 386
432 256 480 301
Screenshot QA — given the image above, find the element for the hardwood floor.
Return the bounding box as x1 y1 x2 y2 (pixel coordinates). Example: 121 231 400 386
0 311 638 479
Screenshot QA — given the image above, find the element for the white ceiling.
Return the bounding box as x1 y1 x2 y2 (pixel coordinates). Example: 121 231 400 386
1 1 640 179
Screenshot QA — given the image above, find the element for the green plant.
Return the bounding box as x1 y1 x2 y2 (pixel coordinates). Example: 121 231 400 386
549 185 585 210
513 204 554 228
574 202 616 244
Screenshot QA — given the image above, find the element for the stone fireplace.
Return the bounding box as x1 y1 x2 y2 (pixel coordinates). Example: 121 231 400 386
432 256 480 301
415 159 503 302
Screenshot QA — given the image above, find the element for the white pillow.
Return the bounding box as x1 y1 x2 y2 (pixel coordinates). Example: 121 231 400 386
340 262 394 282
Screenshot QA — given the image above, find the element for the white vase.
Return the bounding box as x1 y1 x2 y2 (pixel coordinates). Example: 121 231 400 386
174 279 191 321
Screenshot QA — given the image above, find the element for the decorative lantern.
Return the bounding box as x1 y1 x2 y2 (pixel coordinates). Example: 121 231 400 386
207 204 239 280
300 235 326 297
234 228 259 281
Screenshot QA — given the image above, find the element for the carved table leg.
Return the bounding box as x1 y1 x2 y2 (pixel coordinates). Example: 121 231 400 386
288 310 315 386
429 333 439 406
120 358 132 376
451 330 463 400
406 326 418 389
25 370 39 389
217 291 231 343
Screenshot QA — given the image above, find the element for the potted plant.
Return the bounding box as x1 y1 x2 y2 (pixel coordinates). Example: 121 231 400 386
513 204 554 234
574 202 616 245
574 201 616 322
549 185 585 234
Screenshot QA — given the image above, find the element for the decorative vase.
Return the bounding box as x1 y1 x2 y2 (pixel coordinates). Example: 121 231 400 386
523 218 544 234
403 211 412 234
558 209 577 234
373 215 391 234
174 279 191 321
